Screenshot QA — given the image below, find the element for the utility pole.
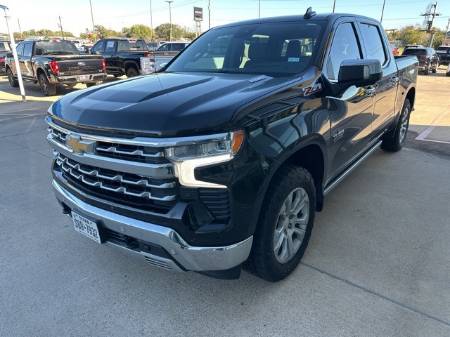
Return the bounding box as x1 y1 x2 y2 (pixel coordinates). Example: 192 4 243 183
0 4 26 101
165 0 173 41
58 16 65 40
149 0 153 40
258 0 261 18
421 2 440 47
332 0 336 13
380 0 386 23
17 18 22 39
208 0 211 29
89 0 95 33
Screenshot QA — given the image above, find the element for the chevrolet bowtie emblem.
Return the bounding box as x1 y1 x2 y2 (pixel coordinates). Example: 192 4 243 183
66 134 95 154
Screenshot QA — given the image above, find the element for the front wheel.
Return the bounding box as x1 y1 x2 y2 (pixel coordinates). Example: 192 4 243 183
381 99 411 152
126 67 139 77
7 68 19 87
249 166 316 282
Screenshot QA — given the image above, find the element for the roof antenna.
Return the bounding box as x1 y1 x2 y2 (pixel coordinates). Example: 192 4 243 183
304 7 316 19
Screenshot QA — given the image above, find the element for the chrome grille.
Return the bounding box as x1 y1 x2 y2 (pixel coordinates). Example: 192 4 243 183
56 154 176 202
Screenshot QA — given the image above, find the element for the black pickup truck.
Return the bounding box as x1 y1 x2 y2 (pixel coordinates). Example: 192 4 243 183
47 11 418 281
90 38 153 77
6 40 106 95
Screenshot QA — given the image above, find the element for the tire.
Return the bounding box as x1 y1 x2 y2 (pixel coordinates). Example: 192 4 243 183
7 68 18 87
125 66 139 77
38 72 57 96
432 66 437 74
249 165 316 282
381 99 411 152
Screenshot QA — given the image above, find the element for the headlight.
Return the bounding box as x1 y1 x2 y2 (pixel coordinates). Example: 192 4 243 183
165 130 245 188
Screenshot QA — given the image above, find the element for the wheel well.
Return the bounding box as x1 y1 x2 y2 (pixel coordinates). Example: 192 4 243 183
405 87 415 109
281 144 325 211
36 68 46 78
125 62 138 71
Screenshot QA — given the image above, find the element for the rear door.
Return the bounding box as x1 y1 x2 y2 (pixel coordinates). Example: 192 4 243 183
10 42 24 74
20 41 34 78
357 21 398 137
325 20 375 176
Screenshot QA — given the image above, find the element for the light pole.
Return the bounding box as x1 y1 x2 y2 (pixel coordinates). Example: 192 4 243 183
208 0 211 29
380 0 386 23
258 0 260 18
149 0 153 40
0 4 26 101
89 0 95 33
58 16 65 40
332 0 336 13
165 0 173 41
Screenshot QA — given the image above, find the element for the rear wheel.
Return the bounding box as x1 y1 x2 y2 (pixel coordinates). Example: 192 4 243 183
38 72 57 96
126 66 139 77
7 68 18 87
249 166 316 282
381 99 411 152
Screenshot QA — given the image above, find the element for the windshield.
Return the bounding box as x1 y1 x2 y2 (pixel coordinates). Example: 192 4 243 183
0 41 10 52
436 46 450 53
36 41 79 55
403 48 426 56
166 21 324 76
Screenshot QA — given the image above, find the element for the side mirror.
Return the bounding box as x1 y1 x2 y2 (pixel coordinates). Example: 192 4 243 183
338 59 382 87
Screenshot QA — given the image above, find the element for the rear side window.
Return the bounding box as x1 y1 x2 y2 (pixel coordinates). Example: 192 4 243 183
403 48 426 56
326 22 361 81
92 41 105 53
359 23 387 65
16 43 25 56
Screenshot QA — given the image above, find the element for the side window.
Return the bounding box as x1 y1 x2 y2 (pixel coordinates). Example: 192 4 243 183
23 43 33 57
105 40 116 53
359 23 387 65
326 22 361 81
158 44 169 52
92 41 105 53
16 43 25 56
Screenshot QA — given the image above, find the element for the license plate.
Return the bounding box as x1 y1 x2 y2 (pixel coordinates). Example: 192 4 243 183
78 75 90 81
71 211 101 243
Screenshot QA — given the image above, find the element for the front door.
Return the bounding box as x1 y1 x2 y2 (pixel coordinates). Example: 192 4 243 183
324 21 375 178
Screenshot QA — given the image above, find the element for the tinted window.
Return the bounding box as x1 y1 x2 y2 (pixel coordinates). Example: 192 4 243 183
171 43 186 52
105 40 116 53
35 41 79 55
16 43 25 56
403 48 426 56
167 22 324 76
360 23 387 64
92 41 105 53
436 46 450 53
117 40 146 51
326 22 361 81
0 41 10 52
23 43 33 57
157 44 169 52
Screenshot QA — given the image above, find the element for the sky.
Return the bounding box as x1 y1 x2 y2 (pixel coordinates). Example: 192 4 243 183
1 0 449 37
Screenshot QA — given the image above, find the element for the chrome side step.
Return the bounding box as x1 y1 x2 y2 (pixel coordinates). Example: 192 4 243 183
324 141 382 196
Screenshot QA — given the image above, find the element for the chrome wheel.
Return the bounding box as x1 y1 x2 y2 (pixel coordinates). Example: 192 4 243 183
273 187 310 264
399 105 410 144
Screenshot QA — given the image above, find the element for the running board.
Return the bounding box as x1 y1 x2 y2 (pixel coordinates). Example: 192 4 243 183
324 141 382 196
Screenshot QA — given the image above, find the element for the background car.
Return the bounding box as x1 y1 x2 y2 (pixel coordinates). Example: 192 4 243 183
402 46 439 74
0 40 11 73
436 45 450 66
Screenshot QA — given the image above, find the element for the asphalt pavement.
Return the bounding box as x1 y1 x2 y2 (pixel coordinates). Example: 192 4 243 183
0 71 450 337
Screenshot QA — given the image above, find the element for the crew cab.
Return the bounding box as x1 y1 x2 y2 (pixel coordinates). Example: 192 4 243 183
90 38 153 77
0 40 10 73
402 46 439 74
6 39 106 95
47 10 418 281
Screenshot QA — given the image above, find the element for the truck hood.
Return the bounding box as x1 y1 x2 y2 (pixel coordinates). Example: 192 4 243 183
50 72 299 136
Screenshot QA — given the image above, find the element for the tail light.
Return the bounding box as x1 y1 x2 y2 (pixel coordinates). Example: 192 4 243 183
143 51 149 57
49 60 59 75
0 57 5 63
101 59 106 72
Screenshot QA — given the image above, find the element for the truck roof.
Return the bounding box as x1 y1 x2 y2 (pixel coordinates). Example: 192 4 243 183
217 13 379 29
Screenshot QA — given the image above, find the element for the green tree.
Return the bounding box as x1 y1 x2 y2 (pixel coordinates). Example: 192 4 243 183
155 23 185 40
122 24 154 39
94 25 122 39
387 25 445 48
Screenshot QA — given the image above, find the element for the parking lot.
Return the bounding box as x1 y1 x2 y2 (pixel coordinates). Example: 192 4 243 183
0 70 450 337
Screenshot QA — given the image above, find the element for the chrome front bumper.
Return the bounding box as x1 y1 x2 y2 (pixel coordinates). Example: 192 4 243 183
52 179 253 272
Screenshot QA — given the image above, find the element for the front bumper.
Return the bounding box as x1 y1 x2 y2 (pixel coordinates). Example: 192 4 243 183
52 179 253 272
